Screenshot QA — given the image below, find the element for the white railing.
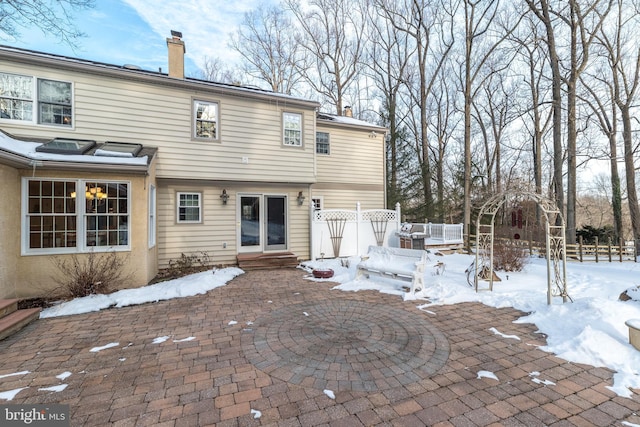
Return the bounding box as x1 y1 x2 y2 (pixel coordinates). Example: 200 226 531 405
428 223 464 244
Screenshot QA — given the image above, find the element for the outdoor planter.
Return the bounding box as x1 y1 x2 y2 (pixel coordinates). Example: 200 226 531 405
312 268 334 279
626 319 640 351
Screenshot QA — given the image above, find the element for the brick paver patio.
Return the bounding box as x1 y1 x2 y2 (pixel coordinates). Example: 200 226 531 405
0 268 639 426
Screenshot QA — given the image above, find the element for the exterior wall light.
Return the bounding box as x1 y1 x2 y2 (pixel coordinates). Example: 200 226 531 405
297 191 305 205
220 189 229 204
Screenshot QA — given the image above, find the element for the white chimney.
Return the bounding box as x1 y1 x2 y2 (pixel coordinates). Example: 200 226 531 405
166 30 185 79
344 106 353 117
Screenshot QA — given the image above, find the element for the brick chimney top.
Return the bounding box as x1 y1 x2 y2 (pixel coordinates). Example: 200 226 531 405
344 106 353 117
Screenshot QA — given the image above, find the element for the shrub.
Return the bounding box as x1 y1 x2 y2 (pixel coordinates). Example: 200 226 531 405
493 240 528 272
52 251 132 298
164 252 211 279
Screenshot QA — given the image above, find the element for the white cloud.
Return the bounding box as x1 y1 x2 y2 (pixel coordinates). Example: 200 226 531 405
122 0 277 70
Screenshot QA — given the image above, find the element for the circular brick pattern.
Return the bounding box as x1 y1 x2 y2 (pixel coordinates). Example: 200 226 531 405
241 300 450 392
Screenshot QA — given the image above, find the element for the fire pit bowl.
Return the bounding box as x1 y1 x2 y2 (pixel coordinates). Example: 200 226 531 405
312 268 334 279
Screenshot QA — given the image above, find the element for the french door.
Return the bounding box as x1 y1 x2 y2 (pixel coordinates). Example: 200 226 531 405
239 194 287 252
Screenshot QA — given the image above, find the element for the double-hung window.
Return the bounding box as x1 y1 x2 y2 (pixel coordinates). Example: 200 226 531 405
177 192 202 223
0 72 72 126
193 99 218 140
283 112 302 146
316 132 330 154
23 178 130 254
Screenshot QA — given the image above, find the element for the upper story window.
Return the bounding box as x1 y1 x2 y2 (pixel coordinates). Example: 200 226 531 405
177 192 202 223
316 131 330 155
283 112 302 146
0 72 72 126
194 99 218 140
38 79 72 125
22 178 130 254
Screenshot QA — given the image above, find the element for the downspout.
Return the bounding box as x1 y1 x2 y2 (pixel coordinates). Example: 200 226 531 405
309 108 318 260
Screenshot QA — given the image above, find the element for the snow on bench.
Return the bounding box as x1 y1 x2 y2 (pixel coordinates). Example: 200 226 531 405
357 246 431 294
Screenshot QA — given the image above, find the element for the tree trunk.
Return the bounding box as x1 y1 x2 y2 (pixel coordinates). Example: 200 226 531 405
620 108 640 251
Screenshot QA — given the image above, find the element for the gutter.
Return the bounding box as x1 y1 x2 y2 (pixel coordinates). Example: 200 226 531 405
0 47 321 110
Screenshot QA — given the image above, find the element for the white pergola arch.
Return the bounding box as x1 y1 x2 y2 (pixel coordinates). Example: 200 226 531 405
474 190 570 304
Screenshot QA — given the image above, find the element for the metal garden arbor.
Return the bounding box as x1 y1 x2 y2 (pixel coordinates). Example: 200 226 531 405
474 191 570 304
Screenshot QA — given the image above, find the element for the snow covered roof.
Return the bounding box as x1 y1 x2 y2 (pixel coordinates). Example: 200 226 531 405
316 112 387 132
0 129 155 174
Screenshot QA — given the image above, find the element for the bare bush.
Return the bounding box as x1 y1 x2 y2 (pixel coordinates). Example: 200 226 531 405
52 251 132 298
164 252 211 280
493 240 528 272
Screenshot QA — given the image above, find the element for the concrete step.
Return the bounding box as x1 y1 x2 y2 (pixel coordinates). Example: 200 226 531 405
0 307 41 341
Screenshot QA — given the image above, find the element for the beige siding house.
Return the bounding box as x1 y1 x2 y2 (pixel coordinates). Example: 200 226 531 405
0 36 386 298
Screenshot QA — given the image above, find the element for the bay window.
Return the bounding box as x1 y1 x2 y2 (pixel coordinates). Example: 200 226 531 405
23 178 130 254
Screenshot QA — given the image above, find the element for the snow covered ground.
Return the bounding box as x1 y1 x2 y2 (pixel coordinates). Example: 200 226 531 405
37 251 640 399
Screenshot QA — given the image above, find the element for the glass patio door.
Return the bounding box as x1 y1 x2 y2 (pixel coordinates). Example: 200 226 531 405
240 195 261 252
239 194 287 252
265 196 286 250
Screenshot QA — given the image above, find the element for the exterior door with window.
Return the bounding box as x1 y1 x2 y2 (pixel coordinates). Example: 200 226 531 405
265 196 286 251
238 194 287 253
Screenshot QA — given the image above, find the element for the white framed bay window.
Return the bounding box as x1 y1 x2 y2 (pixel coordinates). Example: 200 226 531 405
21 178 131 255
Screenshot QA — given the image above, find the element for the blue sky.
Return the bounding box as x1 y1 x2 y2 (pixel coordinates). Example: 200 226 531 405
3 0 275 77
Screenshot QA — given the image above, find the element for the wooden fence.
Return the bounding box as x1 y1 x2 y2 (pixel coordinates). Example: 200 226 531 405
469 235 637 262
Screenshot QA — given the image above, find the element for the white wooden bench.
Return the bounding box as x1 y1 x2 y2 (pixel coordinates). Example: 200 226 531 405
356 246 429 294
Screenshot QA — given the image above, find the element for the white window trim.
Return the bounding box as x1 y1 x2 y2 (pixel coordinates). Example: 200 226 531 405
312 197 323 211
0 72 74 129
176 192 202 224
316 131 330 155
21 178 131 255
149 184 156 248
283 111 303 147
192 98 220 141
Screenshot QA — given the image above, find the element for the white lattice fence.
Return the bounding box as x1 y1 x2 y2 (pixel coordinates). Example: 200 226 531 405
311 203 401 259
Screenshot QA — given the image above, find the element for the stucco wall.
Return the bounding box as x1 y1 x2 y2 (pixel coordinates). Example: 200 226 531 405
0 163 20 298
12 168 156 298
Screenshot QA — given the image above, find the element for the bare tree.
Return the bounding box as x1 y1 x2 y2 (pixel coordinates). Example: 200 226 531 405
595 0 640 249
379 0 456 220
526 0 565 228
285 0 366 114
364 4 413 209
580 63 623 241
228 5 303 94
527 0 612 242
0 0 94 47
460 0 523 240
194 56 238 84
511 16 553 224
